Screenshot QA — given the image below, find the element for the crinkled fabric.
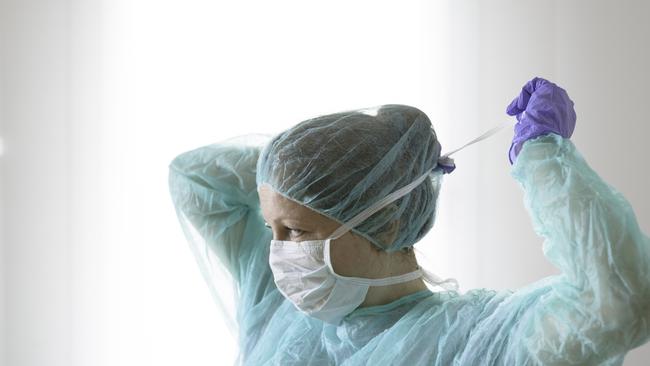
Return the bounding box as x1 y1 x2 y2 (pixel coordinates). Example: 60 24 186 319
168 132 650 365
255 104 445 252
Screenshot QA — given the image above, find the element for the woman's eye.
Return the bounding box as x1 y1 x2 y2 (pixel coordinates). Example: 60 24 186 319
263 222 304 237
287 227 304 237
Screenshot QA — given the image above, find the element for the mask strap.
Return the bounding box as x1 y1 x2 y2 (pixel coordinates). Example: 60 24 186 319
323 239 425 286
434 120 514 174
328 172 430 240
328 120 513 241
421 267 459 291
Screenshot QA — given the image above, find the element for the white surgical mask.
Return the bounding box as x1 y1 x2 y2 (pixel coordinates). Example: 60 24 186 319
268 120 511 324
269 236 426 324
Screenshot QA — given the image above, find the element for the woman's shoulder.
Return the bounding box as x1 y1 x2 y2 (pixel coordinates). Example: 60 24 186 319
434 287 511 306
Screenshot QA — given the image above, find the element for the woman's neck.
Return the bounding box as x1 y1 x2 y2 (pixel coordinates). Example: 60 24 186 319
359 249 429 307
361 277 428 307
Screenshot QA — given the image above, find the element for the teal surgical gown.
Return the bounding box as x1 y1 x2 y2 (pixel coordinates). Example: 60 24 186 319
168 133 650 365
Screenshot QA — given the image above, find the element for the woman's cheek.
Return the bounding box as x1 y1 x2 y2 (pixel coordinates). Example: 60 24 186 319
329 236 371 277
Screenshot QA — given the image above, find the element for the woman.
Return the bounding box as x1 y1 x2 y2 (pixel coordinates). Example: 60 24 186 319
168 77 650 365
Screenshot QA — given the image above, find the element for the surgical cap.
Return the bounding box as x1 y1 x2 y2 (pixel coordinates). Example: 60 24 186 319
256 104 445 252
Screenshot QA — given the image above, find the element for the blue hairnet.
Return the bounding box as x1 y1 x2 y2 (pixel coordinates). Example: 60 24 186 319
255 104 445 252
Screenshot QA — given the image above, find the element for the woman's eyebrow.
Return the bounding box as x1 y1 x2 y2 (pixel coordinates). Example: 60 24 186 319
278 218 312 228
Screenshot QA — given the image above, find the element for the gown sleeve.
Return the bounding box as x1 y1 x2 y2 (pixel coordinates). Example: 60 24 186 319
507 133 650 364
167 135 277 336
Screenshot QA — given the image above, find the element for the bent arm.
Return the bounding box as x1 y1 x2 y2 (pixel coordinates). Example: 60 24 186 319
168 136 283 330
510 133 650 364
168 142 263 280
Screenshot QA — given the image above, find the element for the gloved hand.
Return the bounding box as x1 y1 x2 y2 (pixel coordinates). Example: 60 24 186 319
506 77 577 164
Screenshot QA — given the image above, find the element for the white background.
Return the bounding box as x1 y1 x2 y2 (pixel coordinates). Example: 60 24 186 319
1 0 649 365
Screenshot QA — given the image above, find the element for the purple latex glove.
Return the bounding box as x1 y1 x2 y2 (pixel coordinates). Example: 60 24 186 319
437 155 456 174
506 77 577 164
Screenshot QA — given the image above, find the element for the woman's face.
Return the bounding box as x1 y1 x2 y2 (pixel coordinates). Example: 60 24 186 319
258 184 387 278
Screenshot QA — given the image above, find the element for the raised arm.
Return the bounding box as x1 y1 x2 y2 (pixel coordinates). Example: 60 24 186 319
510 133 650 364
168 136 277 333
168 140 264 279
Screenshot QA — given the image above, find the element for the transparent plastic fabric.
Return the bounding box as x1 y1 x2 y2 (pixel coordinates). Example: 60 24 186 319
168 132 650 365
168 134 272 342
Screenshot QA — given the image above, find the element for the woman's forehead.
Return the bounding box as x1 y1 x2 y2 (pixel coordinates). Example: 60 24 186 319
258 184 331 225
